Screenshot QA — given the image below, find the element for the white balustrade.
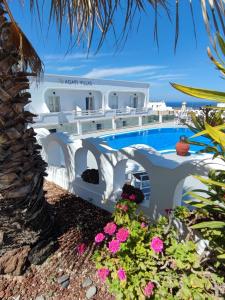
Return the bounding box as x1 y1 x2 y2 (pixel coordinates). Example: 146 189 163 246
33 108 161 129
35 131 223 219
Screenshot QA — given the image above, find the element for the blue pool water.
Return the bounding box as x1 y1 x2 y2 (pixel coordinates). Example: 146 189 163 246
101 127 209 153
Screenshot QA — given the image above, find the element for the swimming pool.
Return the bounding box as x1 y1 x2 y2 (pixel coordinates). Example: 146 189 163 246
101 127 209 153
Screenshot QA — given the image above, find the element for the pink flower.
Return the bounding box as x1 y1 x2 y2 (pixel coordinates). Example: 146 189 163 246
141 222 147 228
108 239 120 253
144 282 154 297
150 237 164 253
76 243 86 255
104 222 117 235
95 233 105 243
97 268 110 282
129 194 136 201
117 268 126 280
116 228 129 242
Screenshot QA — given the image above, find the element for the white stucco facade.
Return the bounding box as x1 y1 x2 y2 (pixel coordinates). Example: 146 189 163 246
29 74 150 114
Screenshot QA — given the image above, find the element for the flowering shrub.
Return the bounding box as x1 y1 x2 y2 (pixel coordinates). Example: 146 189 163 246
122 183 144 204
93 199 225 299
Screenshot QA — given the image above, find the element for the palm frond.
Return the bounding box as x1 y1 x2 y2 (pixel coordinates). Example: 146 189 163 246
2 0 43 76
25 0 225 52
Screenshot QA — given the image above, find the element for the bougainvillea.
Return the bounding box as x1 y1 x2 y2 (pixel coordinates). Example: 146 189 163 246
93 198 225 299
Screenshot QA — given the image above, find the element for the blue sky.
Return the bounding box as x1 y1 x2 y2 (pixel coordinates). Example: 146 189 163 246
10 1 224 102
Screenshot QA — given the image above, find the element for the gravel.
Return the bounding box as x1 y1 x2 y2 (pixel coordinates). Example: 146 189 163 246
0 181 114 300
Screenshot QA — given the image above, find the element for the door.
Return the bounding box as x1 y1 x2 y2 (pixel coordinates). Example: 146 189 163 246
133 96 138 108
86 97 94 110
47 96 61 112
111 94 118 109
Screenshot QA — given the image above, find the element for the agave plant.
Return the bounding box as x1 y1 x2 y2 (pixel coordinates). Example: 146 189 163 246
171 33 225 259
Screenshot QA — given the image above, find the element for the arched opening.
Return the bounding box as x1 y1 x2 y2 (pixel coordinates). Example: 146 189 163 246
46 141 66 167
75 148 100 183
174 175 207 207
119 159 151 208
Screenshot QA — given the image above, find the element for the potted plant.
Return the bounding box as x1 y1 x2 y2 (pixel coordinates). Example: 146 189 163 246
176 135 190 156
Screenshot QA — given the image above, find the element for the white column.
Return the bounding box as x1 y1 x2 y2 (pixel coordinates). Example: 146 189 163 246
144 91 149 108
77 121 82 135
138 116 142 127
112 117 116 130
159 112 163 123
103 92 109 109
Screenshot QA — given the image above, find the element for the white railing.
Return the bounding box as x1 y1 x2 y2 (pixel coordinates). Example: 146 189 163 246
33 107 155 127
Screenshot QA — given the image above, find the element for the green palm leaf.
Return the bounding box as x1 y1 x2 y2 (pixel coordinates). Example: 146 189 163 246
204 122 225 147
171 83 225 103
191 221 225 229
191 124 225 139
194 175 225 188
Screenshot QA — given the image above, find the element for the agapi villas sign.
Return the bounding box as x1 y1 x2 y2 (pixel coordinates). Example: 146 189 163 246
64 79 93 86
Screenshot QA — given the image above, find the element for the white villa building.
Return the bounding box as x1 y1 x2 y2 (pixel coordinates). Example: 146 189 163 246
29 74 174 134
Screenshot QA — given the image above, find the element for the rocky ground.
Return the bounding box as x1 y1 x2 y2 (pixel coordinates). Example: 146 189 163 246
0 182 114 300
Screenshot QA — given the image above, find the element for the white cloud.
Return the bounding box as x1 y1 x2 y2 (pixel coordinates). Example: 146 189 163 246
142 73 187 82
43 52 113 62
56 65 84 71
83 65 165 79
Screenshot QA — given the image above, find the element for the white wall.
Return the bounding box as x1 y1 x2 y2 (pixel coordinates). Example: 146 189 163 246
108 92 145 109
28 74 149 114
44 89 103 111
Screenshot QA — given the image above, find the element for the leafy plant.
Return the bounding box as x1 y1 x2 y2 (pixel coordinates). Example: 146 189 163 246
93 199 225 299
172 33 225 259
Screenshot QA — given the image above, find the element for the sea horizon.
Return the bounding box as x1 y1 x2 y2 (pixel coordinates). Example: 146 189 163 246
165 100 217 108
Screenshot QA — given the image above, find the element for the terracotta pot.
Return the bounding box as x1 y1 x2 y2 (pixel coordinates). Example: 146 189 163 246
176 141 190 156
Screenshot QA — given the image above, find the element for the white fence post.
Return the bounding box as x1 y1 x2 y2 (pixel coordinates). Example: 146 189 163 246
77 121 82 135
112 117 116 130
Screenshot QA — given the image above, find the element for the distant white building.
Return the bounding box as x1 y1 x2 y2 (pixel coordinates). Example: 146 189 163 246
147 101 173 111
28 74 174 134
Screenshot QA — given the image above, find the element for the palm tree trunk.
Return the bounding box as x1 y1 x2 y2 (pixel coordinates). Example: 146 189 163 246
0 4 54 275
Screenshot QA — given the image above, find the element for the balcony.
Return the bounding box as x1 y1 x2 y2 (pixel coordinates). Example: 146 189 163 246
32 107 154 128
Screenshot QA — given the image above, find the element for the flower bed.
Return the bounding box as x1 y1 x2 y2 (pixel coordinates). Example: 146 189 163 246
93 198 225 299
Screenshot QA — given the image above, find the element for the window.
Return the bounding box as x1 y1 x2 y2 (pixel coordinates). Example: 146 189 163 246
49 128 57 133
47 96 61 112
122 120 127 127
96 123 102 130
